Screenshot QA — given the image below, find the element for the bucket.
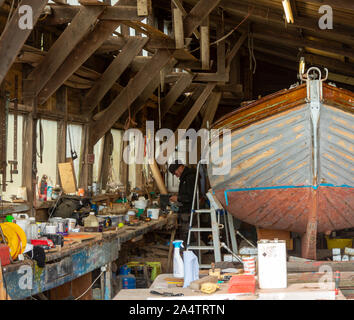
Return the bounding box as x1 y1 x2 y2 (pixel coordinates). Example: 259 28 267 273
147 208 160 220
257 239 287 289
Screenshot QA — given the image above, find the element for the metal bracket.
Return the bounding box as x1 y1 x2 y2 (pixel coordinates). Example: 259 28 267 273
301 67 328 185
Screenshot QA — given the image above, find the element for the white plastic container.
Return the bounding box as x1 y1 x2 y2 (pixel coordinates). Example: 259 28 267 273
125 210 136 222
257 239 287 289
173 240 184 278
15 214 30 239
134 199 148 210
147 208 160 220
67 218 77 232
183 250 199 288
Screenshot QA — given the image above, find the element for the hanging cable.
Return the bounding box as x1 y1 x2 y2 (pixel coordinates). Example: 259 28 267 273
189 7 254 54
74 271 104 300
247 26 257 75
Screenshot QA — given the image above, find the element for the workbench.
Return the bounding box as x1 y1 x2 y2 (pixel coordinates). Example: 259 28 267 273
114 273 347 300
2 217 169 300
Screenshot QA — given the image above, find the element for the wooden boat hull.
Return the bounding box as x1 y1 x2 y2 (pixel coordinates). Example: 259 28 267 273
208 82 354 234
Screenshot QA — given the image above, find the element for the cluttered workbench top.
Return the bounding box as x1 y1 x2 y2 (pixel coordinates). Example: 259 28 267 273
114 272 347 300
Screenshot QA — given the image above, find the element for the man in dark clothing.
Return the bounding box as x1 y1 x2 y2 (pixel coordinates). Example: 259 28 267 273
168 160 197 239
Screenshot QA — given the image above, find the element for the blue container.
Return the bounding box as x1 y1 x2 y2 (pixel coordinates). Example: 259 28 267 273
119 265 136 289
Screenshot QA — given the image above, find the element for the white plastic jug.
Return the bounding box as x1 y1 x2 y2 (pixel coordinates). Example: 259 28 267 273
183 250 199 288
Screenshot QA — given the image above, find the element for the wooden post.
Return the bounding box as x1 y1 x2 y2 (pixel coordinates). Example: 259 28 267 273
173 8 184 49
104 263 112 300
200 18 210 70
56 86 68 185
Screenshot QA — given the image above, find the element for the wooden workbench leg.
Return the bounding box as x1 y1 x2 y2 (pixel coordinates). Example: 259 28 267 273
104 263 112 300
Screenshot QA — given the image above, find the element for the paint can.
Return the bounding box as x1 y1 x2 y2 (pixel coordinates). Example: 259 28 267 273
242 256 256 275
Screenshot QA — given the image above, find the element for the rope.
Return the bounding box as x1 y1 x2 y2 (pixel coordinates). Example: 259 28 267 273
189 7 254 54
248 26 257 74
74 271 104 300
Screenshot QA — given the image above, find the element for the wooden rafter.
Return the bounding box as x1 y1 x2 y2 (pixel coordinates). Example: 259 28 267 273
161 73 194 119
84 37 148 117
201 91 222 128
252 29 354 60
157 83 216 162
305 0 354 11
254 51 354 86
90 50 177 145
37 19 121 104
183 0 221 38
0 0 48 85
221 1 354 46
44 5 145 25
26 5 106 95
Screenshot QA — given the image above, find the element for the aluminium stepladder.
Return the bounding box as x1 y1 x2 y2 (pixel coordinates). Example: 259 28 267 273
185 160 242 268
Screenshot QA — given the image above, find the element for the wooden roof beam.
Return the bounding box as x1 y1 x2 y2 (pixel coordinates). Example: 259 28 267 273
157 83 216 162
26 5 106 96
44 5 145 25
161 72 194 119
183 0 222 38
0 0 48 85
252 29 354 60
89 50 176 145
253 50 354 87
221 1 354 46
84 37 148 117
253 39 354 77
303 0 354 11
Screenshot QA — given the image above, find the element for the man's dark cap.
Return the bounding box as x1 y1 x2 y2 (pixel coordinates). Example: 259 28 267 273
168 160 184 174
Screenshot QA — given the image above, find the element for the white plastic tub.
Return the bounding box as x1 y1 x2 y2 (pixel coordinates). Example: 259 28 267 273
257 239 287 289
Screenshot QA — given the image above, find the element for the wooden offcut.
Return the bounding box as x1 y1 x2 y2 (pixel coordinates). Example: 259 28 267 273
189 275 218 290
256 227 293 250
58 162 77 194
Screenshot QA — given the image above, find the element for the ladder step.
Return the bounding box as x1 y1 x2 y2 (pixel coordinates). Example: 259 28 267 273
194 209 212 213
189 228 213 232
187 245 215 250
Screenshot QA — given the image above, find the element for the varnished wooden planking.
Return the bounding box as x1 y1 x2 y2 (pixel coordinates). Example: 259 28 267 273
208 83 353 233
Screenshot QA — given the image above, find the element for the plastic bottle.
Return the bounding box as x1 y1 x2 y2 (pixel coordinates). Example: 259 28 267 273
173 240 184 278
119 265 136 289
83 212 99 227
183 250 199 288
